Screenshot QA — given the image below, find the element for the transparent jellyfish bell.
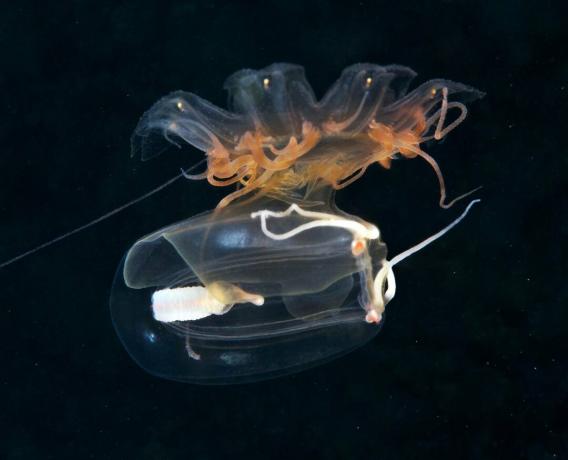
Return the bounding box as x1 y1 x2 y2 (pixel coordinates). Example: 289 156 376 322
110 195 387 384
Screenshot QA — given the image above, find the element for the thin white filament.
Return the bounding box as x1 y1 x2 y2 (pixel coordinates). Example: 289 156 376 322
0 159 206 269
389 199 481 267
373 199 480 309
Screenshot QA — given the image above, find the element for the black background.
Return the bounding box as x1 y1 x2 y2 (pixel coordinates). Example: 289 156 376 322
1 1 566 459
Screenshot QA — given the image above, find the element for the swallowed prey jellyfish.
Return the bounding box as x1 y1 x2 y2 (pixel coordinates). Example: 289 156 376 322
111 63 483 384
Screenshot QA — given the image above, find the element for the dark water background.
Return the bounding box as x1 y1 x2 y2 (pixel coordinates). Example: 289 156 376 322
1 1 566 458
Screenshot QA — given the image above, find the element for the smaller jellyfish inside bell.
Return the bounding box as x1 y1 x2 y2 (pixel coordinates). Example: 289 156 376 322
111 63 483 384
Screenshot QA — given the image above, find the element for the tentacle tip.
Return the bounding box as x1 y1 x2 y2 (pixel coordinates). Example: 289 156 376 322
440 185 484 209
252 296 265 306
365 310 382 324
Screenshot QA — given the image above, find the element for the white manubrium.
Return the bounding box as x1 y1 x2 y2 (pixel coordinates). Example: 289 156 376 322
152 286 228 322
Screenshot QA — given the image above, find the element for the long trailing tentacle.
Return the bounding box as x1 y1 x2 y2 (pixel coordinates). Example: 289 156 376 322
371 198 482 319
389 198 481 267
0 159 207 269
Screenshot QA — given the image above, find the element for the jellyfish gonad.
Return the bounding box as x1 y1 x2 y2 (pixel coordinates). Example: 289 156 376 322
111 63 483 384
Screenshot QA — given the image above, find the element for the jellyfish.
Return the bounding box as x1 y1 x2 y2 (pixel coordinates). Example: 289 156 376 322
111 63 483 384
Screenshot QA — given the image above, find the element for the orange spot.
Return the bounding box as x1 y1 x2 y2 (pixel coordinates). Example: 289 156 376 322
351 239 365 256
